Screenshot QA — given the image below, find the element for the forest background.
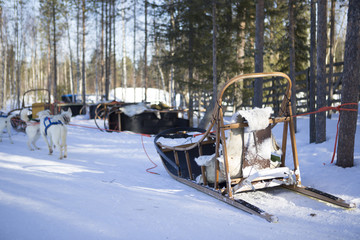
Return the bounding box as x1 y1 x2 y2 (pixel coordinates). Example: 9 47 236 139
0 0 359 167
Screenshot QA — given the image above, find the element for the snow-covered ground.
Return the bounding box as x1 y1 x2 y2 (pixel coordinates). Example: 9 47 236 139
0 109 359 240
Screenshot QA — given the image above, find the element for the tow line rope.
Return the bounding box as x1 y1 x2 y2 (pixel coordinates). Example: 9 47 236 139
141 134 159 175
292 102 358 164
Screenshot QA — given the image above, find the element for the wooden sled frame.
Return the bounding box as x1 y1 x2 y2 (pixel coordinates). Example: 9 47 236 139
8 89 52 132
154 72 355 222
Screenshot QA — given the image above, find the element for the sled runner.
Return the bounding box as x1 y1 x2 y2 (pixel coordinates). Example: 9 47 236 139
154 72 355 223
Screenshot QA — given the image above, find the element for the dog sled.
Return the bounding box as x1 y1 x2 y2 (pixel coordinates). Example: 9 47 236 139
8 89 52 132
94 101 189 134
154 72 355 223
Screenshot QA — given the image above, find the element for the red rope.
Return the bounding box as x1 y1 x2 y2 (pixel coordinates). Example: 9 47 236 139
193 130 216 137
68 123 151 137
293 102 358 118
141 134 159 175
293 103 358 164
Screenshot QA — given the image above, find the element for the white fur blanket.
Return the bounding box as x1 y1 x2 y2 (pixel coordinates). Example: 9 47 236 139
231 107 273 131
196 107 276 183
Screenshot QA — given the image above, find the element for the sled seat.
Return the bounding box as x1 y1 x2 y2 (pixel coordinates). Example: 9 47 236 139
32 103 51 118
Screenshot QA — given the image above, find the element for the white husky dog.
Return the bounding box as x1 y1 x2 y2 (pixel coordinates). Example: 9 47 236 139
38 108 72 159
0 114 14 144
20 109 49 151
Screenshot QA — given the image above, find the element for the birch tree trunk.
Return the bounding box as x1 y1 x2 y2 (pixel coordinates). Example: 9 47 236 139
76 0 81 96
101 0 105 99
105 0 110 100
47 23 52 103
113 0 117 100
0 6 4 109
82 0 86 108
122 0 127 101
14 1 20 109
95 1 99 102
65 7 75 102
153 7 166 103
144 0 148 102
31 28 36 94
133 0 136 102
52 2 58 105
108 0 112 97
2 48 7 109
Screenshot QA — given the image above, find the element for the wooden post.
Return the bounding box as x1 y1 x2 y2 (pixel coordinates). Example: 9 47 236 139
214 106 221 190
219 107 233 198
185 151 193 180
198 143 208 186
288 102 301 185
174 150 181 177
281 121 288 167
117 112 121 131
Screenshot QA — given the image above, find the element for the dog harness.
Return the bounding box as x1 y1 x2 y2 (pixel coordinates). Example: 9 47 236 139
44 117 63 136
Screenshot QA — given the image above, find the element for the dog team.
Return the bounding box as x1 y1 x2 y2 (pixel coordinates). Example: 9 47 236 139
0 108 72 159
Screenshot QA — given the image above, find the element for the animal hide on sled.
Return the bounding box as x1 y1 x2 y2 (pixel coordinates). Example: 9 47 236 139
195 107 281 184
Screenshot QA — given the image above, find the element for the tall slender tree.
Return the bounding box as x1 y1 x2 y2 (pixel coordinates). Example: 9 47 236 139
0 4 4 110
316 0 327 144
104 0 109 100
113 0 117 100
94 0 99 102
133 0 136 102
327 0 335 118
253 0 264 108
108 0 112 96
168 0 176 107
64 0 75 102
81 0 86 107
212 0 217 106
336 0 360 168
122 0 127 101
288 0 296 130
39 0 53 103
144 0 148 102
52 1 58 104
309 0 316 143
76 0 81 96
198 0 218 129
100 0 105 99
